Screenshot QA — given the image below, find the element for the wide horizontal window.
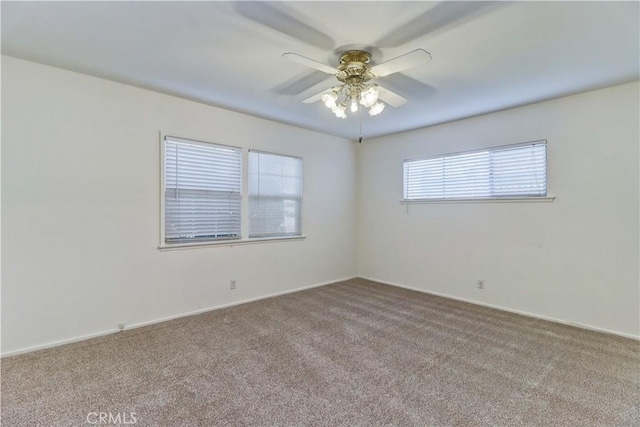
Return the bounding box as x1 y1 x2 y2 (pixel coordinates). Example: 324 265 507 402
163 136 241 244
249 150 302 238
403 141 547 200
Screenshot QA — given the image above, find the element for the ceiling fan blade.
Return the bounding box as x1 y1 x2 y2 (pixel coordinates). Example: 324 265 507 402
376 1 505 48
283 52 337 75
376 85 408 107
274 71 331 96
235 2 334 50
371 49 432 78
299 77 338 100
302 90 329 104
380 74 436 99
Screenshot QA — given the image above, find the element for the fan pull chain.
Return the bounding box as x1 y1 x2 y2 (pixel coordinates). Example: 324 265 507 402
358 106 363 144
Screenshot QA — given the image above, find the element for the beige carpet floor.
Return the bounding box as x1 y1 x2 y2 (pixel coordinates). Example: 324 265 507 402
1 278 639 426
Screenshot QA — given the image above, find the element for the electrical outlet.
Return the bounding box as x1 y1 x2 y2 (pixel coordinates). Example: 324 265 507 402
477 280 485 290
230 280 237 290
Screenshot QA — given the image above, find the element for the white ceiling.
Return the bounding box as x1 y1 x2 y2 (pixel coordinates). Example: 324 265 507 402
2 1 639 141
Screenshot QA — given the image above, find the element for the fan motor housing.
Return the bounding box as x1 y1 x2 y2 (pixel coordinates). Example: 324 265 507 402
336 50 374 85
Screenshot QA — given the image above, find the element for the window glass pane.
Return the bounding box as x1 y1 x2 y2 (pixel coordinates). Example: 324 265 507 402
249 151 302 238
164 137 241 243
403 141 546 200
491 145 547 196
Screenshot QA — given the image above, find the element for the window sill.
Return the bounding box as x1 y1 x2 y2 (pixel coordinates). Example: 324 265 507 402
400 196 555 204
158 235 306 251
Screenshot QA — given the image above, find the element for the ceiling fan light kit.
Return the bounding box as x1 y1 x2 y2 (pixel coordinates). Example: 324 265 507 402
316 50 384 119
321 85 383 118
283 48 432 119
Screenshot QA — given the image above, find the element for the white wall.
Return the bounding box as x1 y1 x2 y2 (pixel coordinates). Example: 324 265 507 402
3 56 638 357
1 56 357 355
357 81 640 338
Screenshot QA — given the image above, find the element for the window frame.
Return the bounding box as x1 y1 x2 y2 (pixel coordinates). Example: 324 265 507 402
402 140 555 204
160 135 243 246
158 133 306 250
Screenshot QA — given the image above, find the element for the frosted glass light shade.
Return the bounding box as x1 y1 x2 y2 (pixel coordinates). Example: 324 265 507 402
321 91 338 109
360 87 379 108
369 101 385 116
332 103 347 118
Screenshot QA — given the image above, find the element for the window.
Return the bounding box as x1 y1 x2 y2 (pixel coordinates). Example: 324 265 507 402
163 136 241 244
249 150 302 238
404 141 547 200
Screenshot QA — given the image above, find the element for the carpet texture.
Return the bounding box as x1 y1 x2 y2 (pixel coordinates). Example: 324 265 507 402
1 278 639 426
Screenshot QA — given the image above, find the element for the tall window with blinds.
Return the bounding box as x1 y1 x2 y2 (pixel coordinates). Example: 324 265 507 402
163 136 241 243
249 151 302 238
403 141 547 200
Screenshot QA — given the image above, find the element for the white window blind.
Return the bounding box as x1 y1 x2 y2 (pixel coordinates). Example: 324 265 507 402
249 151 302 238
404 141 547 200
164 136 241 243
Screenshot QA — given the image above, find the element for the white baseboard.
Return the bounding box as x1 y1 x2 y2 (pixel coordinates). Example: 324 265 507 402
359 276 640 341
1 276 357 358
123 276 356 331
6 274 634 358
1 328 122 359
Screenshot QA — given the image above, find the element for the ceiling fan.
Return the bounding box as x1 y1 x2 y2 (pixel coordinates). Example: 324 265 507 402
234 1 504 120
282 48 432 118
